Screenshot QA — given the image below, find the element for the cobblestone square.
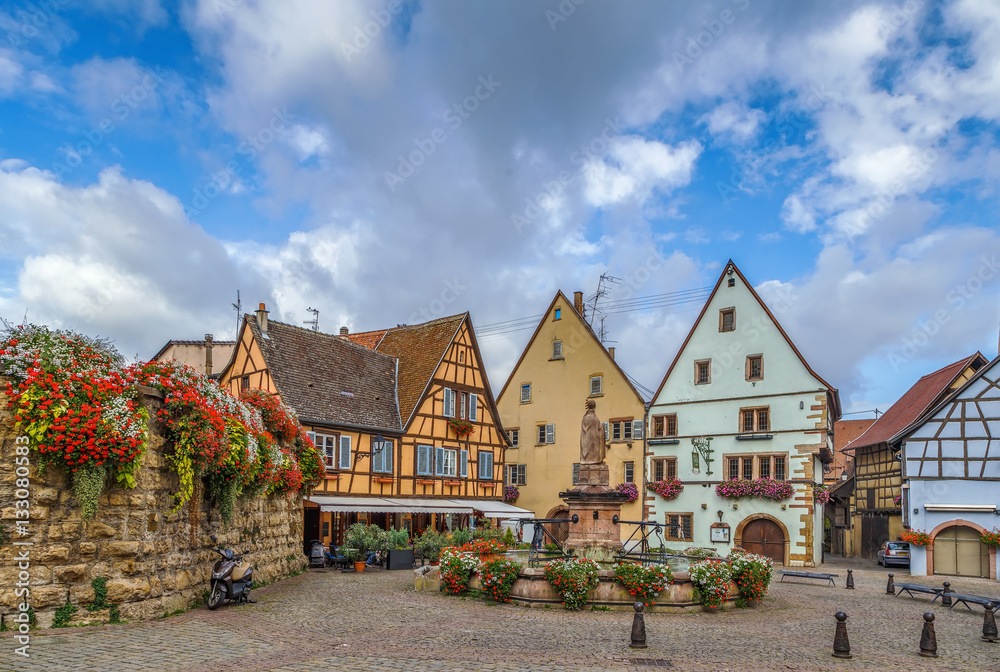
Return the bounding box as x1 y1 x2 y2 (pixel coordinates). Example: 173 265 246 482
5 559 1000 672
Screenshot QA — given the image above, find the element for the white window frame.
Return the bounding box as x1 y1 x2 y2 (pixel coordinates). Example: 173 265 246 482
624 461 634 483
338 435 352 470
537 424 546 445
508 428 519 447
443 388 456 418
545 423 555 444
442 449 457 477
309 431 337 470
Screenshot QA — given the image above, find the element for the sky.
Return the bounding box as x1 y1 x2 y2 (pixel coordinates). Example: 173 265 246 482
0 0 999 415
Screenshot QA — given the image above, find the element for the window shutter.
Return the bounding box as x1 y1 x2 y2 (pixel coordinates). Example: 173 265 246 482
518 463 526 486
384 440 393 474
306 431 316 444
444 388 454 418
545 423 554 444
469 394 477 422
484 452 493 480
435 446 445 476
417 445 429 475
460 449 468 477
572 462 580 485
339 435 351 470
633 420 643 440
603 422 609 441
460 393 466 419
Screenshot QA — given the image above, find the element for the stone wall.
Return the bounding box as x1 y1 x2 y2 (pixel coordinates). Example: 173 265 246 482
0 389 306 627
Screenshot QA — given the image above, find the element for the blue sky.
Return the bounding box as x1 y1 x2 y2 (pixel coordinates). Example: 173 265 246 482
1 0 999 415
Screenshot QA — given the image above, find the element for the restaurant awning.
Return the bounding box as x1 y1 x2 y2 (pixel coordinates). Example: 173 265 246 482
304 496 534 518
449 499 535 519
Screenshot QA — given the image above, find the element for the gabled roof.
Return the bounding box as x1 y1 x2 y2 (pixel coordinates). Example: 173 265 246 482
349 314 488 429
496 290 646 404
651 260 841 417
844 352 987 451
893 351 996 444
151 338 237 362
243 315 402 433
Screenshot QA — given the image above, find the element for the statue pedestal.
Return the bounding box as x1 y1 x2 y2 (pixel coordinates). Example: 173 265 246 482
560 464 625 553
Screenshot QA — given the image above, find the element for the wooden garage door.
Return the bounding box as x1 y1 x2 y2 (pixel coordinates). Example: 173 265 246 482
742 519 785 564
933 525 989 578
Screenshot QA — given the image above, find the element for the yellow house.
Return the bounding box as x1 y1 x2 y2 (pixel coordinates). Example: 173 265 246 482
219 305 520 551
496 291 646 543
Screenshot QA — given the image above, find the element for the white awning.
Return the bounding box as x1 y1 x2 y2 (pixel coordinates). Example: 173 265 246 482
306 496 401 513
924 504 997 513
449 499 535 519
385 498 474 514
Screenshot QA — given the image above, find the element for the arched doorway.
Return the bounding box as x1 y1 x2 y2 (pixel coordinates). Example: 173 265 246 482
742 518 786 564
546 506 571 543
933 525 990 578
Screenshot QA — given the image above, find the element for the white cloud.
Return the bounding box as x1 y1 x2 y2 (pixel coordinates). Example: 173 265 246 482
0 48 23 95
583 137 702 207
700 102 765 142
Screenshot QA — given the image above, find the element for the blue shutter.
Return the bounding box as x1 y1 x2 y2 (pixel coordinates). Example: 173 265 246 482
435 446 445 476
417 445 429 475
339 435 351 470
444 388 454 418
460 449 468 477
483 452 493 480
469 394 477 422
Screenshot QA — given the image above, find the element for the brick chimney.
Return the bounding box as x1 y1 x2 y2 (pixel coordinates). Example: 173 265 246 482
204 333 214 376
340 326 349 338
573 291 584 316
256 303 269 335
609 346 615 360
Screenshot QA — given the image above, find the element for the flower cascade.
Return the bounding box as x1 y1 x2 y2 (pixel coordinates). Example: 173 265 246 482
616 482 639 502
614 562 673 606
688 558 734 609
727 549 774 600
439 548 480 594
901 529 932 546
715 479 794 502
813 483 831 505
479 556 522 602
980 529 1000 547
647 478 684 500
543 557 600 610
503 485 519 503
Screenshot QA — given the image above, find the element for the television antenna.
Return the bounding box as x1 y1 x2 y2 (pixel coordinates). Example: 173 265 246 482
231 290 242 335
304 307 319 332
587 272 621 329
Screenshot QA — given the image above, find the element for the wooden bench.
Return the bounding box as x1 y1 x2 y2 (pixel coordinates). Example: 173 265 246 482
778 570 838 586
894 583 943 601
947 593 1000 613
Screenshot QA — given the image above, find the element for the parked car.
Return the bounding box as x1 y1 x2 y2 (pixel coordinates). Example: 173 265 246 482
877 540 911 567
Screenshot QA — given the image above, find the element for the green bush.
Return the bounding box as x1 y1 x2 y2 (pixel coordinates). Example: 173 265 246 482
52 603 78 628
415 528 448 563
449 528 472 546
385 527 411 550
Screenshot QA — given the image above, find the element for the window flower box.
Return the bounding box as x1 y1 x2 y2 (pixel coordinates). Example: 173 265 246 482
715 479 794 502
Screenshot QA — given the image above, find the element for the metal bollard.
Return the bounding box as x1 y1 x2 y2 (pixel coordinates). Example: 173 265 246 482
941 581 952 607
630 602 647 649
983 603 999 643
886 573 895 595
832 611 852 659
919 612 938 658
846 568 855 589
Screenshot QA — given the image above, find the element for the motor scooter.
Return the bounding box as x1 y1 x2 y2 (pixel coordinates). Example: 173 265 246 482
207 534 254 610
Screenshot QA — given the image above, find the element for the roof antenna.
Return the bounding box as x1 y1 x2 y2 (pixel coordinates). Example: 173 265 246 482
304 307 319 332
587 272 621 328
231 290 242 335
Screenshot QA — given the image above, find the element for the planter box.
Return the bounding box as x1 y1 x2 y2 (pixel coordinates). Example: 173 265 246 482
387 549 414 570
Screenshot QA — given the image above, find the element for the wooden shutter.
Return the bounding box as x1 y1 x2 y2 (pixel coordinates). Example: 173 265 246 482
603 422 609 440
384 440 393 474
339 435 351 470
460 449 468 477
572 462 580 485
517 463 526 486
435 446 445 476
417 445 430 475
469 394 477 421
545 423 555 444
633 420 643 440
483 452 493 480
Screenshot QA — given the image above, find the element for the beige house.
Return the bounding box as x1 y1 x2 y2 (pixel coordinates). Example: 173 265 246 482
152 335 236 377
496 291 646 542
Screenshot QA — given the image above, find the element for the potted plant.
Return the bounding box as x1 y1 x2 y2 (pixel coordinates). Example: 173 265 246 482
385 528 414 570
344 523 378 573
414 528 447 565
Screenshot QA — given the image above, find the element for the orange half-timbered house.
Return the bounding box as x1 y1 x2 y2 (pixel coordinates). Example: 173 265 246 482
219 305 522 550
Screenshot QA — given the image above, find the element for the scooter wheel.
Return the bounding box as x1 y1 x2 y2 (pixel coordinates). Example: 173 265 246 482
207 584 224 610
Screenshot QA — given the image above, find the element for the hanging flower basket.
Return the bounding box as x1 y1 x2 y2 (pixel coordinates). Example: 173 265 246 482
616 482 639 502
647 478 684 501
448 418 474 438
813 483 831 505
503 485 519 503
715 479 794 502
980 529 1000 547
901 529 932 546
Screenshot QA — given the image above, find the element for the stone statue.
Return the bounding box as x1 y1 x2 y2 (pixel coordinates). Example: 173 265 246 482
580 399 605 464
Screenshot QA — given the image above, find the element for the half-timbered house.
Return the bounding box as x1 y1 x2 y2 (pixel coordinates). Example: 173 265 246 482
218 305 522 550
843 353 987 560
898 353 1000 579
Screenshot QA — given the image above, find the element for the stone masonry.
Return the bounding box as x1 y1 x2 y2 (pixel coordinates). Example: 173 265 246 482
0 387 306 626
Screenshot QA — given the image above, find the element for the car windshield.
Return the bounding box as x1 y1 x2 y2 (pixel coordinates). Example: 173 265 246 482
887 542 908 550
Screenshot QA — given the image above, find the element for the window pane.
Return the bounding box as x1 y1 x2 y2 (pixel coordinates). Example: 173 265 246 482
537 425 546 444
654 416 664 437
666 459 677 479
759 457 770 479
743 411 755 433
743 458 753 480
612 423 621 440
728 457 739 480
682 515 692 540
666 415 677 437
750 357 762 379
697 362 709 383
758 409 769 431
624 461 634 483
521 384 530 402
654 460 664 482
774 456 785 481
624 421 633 440
722 310 734 331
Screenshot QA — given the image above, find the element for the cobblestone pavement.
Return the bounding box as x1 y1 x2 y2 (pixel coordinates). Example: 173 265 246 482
4 557 1000 672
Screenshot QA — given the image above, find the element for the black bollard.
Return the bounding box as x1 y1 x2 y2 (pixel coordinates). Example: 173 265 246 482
919 612 938 658
941 581 952 607
983 603 999 643
886 573 895 595
630 602 647 649
832 611 852 659
846 568 855 589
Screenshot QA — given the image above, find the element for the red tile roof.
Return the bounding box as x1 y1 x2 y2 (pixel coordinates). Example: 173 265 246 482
845 355 983 451
346 329 388 350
